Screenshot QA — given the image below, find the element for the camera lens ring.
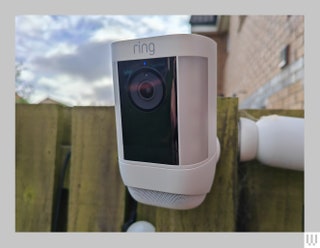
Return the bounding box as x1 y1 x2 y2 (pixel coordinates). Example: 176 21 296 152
128 67 165 111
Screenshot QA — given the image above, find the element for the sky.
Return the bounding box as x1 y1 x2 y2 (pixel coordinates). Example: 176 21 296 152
15 15 191 106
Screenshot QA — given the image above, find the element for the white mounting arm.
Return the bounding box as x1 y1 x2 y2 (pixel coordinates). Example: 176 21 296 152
239 115 304 171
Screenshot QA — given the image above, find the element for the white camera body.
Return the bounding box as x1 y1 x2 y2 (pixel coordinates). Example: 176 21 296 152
111 34 219 209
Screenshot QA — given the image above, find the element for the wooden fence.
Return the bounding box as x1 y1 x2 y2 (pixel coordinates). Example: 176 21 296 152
15 98 304 232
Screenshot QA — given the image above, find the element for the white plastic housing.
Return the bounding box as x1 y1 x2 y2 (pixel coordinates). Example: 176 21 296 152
112 34 219 209
256 115 304 171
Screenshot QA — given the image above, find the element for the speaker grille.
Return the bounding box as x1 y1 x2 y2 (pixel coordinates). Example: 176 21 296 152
128 186 206 210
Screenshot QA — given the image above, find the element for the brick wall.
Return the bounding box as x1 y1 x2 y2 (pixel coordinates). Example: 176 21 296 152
222 15 304 109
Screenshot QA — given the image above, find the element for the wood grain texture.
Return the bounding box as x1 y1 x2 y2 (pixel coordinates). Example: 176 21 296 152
16 104 62 231
67 107 125 232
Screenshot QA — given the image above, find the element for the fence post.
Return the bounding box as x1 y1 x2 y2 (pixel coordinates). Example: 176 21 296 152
16 104 65 231
67 107 125 232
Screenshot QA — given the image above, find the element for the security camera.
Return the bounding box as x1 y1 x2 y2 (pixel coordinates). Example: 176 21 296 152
111 34 220 210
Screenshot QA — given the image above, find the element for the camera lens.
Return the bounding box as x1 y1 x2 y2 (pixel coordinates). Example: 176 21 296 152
138 82 154 100
128 68 165 110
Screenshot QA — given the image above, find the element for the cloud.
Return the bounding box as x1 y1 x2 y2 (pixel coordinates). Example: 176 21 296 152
15 16 105 63
19 70 35 82
33 74 114 106
45 43 77 57
32 40 112 82
92 84 115 106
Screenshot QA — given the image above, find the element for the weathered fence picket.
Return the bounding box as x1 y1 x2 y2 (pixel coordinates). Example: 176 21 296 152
67 107 125 232
16 104 64 231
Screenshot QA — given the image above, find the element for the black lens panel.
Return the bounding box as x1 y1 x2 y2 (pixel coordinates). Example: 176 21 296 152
117 57 179 165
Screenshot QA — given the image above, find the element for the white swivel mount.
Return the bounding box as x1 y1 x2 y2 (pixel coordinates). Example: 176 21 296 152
239 115 304 171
